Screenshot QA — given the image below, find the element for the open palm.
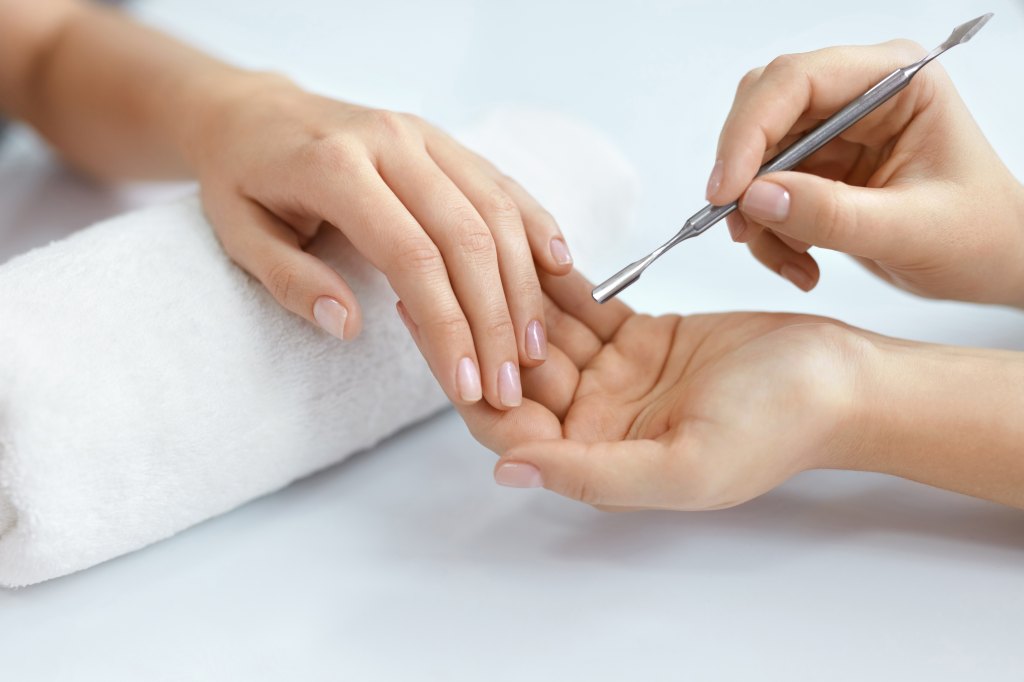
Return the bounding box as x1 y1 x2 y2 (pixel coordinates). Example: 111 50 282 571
454 271 861 510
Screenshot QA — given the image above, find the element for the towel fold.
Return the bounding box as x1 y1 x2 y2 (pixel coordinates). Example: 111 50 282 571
0 109 638 587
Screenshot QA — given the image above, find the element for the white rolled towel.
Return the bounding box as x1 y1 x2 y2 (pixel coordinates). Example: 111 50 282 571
0 109 638 587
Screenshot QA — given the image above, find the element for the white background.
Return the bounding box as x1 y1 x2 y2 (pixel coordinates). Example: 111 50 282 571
1 0 1023 679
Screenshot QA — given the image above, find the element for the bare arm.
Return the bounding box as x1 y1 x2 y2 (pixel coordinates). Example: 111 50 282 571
0 0 247 178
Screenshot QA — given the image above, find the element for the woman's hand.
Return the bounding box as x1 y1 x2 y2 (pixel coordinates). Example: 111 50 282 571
444 270 864 510
708 41 1024 307
187 75 573 411
450 270 1024 511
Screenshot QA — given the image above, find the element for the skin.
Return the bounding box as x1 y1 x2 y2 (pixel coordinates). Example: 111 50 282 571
453 270 1024 511
1 6 1021 510
0 0 575 412
707 40 1024 307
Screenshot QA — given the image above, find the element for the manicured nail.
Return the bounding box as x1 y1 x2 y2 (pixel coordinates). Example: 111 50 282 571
550 237 573 266
525 320 547 361
456 356 483 403
741 180 790 223
705 159 724 200
494 462 543 488
498 361 522 407
313 296 348 340
780 263 813 291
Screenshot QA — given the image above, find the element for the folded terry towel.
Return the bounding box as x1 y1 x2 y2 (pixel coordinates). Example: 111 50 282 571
0 109 638 587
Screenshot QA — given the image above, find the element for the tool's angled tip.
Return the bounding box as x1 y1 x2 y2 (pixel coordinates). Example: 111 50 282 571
948 12 993 46
592 261 645 303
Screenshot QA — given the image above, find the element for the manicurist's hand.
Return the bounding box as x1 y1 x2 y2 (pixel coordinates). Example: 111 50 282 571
187 76 572 411
452 270 1024 511
708 41 1024 307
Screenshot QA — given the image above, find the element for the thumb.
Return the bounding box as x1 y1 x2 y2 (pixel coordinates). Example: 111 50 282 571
493 438 672 509
739 171 922 261
210 196 363 341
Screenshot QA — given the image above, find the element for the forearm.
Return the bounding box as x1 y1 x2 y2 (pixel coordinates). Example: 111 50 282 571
0 0 259 180
841 334 1024 508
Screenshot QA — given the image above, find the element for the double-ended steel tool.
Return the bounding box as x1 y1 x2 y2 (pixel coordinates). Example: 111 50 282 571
591 13 993 303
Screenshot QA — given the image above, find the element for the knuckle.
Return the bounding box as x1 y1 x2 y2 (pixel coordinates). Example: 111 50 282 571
455 224 496 258
305 135 360 173
738 67 762 92
565 475 601 506
766 53 798 73
394 238 445 276
367 109 412 138
426 312 471 340
817 181 856 245
483 187 520 221
887 39 927 61
264 260 299 304
482 313 515 341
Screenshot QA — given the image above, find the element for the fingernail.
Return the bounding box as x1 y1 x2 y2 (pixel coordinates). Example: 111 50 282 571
525 320 547 361
741 180 790 223
498 361 522 407
313 296 348 340
494 462 543 488
780 263 813 291
705 159 724 200
550 237 573 266
456 356 483 402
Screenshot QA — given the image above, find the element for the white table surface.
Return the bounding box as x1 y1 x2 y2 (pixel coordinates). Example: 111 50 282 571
2 1 1023 679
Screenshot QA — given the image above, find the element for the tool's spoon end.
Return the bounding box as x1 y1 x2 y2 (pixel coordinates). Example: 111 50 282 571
592 260 647 304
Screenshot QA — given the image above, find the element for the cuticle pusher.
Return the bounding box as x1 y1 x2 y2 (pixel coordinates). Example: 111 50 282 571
591 12 993 304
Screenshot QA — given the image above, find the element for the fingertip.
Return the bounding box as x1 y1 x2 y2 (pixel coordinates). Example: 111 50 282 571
548 236 573 269
493 460 544 488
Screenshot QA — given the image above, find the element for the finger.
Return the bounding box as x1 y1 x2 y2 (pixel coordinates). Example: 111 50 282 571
493 438 675 508
520 344 580 421
541 293 602 370
209 195 363 340
495 174 574 273
417 146 552 368
381 152 527 409
539 269 632 342
746 229 820 292
428 136 575 276
399 299 562 452
739 171 926 261
311 166 484 408
708 39 929 205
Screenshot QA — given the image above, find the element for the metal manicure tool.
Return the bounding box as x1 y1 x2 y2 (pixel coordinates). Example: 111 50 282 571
591 12 994 303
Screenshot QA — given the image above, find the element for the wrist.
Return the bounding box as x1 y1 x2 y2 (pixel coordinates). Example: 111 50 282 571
839 332 1024 506
171 69 298 175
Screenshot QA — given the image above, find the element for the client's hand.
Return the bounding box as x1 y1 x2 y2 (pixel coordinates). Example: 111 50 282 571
428 271 867 511
189 76 572 411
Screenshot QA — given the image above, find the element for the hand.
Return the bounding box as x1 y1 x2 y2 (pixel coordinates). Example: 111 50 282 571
707 41 1024 307
187 74 573 410
449 270 867 510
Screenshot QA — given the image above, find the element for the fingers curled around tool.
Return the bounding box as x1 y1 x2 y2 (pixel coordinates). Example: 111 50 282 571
746 229 820 292
708 40 933 206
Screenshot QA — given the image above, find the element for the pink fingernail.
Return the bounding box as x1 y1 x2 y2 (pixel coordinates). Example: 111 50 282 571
550 237 573 266
705 159 724 200
525 320 547 361
494 462 543 488
313 296 348 340
456 356 483 403
498 361 522 407
741 180 790 223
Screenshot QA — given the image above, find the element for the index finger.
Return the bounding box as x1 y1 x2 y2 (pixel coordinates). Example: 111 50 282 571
708 39 929 205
